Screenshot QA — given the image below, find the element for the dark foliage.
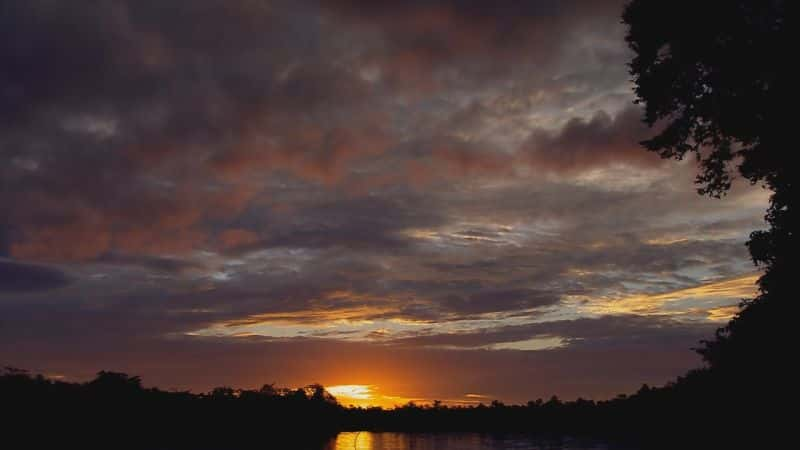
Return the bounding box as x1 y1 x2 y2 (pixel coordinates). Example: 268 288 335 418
622 0 792 444
0 367 774 449
624 0 793 379
1 368 340 449
624 0 789 197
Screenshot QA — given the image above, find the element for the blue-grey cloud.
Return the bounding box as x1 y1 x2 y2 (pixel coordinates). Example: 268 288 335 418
0 260 71 292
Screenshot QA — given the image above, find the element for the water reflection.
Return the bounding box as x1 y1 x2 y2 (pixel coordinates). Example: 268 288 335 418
326 432 626 450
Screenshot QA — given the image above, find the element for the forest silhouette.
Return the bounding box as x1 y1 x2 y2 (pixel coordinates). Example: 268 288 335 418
2 1 789 448
0 364 776 448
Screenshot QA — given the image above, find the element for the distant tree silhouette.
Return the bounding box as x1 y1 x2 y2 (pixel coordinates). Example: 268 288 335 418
89 370 143 392
2 366 774 448
0 368 343 449
259 382 278 396
210 385 236 399
309 383 339 404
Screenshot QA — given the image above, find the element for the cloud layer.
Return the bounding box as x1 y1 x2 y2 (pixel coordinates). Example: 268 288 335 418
0 0 766 403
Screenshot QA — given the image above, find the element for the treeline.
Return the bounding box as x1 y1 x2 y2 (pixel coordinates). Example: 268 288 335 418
341 367 772 447
1 364 777 448
1 368 341 449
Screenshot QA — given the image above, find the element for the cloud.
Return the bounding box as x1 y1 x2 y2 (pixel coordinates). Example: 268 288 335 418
0 0 769 403
0 0 647 262
0 0 389 262
519 107 663 174
439 289 560 316
387 314 716 349
320 0 626 89
94 253 207 275
0 260 71 292
586 274 759 320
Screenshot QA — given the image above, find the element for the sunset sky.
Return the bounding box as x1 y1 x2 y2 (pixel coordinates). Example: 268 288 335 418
0 0 767 406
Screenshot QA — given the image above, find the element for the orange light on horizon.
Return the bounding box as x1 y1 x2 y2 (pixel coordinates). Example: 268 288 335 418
327 384 374 400
327 384 428 409
327 384 489 409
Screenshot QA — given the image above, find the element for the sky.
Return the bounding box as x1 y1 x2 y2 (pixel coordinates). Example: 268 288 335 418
0 0 768 407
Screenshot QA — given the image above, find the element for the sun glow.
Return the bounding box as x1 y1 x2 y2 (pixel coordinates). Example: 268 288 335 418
326 384 422 409
327 384 374 400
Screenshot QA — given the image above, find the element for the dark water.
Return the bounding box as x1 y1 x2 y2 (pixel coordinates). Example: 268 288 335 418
323 432 632 450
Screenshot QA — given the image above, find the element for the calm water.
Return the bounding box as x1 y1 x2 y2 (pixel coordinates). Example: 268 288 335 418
323 432 632 450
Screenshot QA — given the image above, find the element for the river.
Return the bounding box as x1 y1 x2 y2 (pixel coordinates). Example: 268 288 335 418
323 432 634 450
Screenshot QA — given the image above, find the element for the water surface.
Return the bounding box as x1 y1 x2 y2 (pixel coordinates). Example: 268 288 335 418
325 432 632 450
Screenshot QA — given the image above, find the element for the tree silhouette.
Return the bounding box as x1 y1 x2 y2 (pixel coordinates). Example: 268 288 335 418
623 2 789 444
624 1 788 193
89 370 143 393
623 0 791 371
2 365 775 448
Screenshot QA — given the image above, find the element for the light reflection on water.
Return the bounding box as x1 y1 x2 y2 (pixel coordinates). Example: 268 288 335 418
326 432 626 450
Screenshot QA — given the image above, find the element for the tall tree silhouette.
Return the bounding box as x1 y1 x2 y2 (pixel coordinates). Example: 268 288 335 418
623 0 791 377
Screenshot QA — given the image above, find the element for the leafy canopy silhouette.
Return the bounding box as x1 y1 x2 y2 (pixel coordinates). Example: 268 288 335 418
623 0 791 370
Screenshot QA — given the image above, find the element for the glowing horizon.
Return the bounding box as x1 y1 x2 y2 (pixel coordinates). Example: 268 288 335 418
326 385 488 409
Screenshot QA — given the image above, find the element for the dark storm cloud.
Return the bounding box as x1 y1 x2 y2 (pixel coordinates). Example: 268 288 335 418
0 260 71 292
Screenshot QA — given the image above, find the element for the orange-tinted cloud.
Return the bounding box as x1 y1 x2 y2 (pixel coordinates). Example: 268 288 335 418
217 229 260 250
